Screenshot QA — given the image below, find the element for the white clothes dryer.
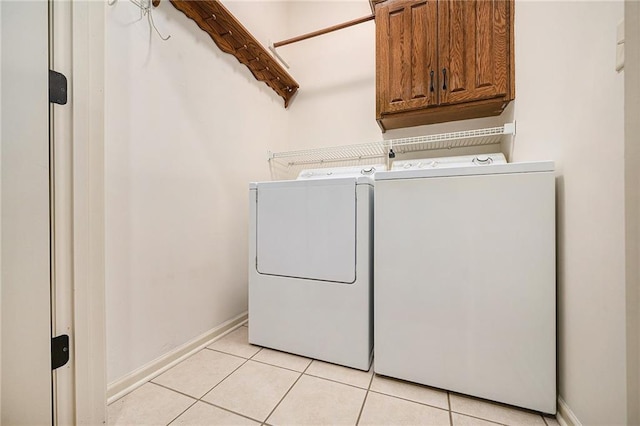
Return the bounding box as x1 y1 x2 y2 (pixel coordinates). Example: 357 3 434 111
248 165 379 370
374 154 556 414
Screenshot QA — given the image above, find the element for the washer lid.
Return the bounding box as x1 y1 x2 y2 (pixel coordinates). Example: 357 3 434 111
376 161 554 181
255 178 357 284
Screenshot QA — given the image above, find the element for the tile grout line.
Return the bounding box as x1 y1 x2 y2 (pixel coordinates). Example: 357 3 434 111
156 346 267 425
151 376 262 425
198 357 251 399
260 357 315 425
119 329 266 426
150 381 200 402
449 410 510 426
447 392 453 426
141 382 198 426
354 368 375 425
204 346 260 360
302 371 373 392
165 398 198 426
448 393 544 426
242 352 372 391
195 346 263 402
367 389 451 413
448 390 548 422
151 346 250 398
197 399 265 424
195 334 265 402
121 330 258 426
248 356 312 374
249 347 264 360
196 327 261 422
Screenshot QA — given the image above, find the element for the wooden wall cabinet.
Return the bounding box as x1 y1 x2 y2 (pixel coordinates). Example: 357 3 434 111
375 0 514 131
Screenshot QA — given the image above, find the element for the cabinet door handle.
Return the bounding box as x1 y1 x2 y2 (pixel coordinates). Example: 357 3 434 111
429 70 434 93
442 68 447 90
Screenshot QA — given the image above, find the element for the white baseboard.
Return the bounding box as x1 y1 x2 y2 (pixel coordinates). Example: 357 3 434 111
106 312 248 404
556 396 582 426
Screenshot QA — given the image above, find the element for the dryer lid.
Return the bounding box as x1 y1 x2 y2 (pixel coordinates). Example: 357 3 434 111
255 178 357 284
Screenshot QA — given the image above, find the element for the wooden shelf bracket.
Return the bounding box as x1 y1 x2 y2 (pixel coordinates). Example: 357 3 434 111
170 0 299 107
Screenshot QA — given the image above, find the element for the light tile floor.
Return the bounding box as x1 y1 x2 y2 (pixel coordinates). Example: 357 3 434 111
108 323 561 426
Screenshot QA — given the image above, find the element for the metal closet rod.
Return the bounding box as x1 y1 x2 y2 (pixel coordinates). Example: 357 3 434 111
273 14 375 48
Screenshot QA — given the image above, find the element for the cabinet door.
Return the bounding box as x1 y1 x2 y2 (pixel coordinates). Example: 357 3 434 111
438 0 509 105
376 0 438 116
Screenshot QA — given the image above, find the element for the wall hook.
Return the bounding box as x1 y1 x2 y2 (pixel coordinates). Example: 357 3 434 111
107 0 171 41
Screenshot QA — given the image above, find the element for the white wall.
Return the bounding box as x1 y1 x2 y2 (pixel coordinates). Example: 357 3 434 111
283 1 380 150
105 0 289 382
1 2 3 417
625 0 640 423
513 2 626 424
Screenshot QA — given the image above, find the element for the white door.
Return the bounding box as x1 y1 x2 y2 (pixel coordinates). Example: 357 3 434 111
1 1 54 424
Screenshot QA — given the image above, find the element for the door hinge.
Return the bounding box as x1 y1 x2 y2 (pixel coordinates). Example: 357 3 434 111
49 70 67 105
51 334 70 370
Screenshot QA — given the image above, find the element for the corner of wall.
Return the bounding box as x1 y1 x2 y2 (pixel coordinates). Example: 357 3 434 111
625 0 640 424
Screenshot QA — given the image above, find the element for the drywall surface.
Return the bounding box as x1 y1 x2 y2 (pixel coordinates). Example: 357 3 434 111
283 1 380 150
626 0 640 423
514 1 626 424
105 0 289 382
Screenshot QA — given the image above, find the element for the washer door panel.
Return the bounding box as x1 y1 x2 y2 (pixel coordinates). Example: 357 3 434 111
256 179 356 283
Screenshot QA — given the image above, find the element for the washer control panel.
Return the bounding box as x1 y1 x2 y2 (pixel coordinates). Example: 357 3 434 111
392 153 506 171
298 164 386 180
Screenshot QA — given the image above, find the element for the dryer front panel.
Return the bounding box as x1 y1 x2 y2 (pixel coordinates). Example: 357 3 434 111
256 178 356 284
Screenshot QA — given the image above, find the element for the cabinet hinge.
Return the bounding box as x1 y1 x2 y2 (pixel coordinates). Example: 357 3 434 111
49 70 67 105
51 334 70 370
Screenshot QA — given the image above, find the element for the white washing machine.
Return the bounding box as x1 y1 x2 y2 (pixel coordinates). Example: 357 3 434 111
248 165 380 370
374 154 556 414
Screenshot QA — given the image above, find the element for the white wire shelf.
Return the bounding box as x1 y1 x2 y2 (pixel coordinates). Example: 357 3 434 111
268 122 515 179
386 123 514 154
